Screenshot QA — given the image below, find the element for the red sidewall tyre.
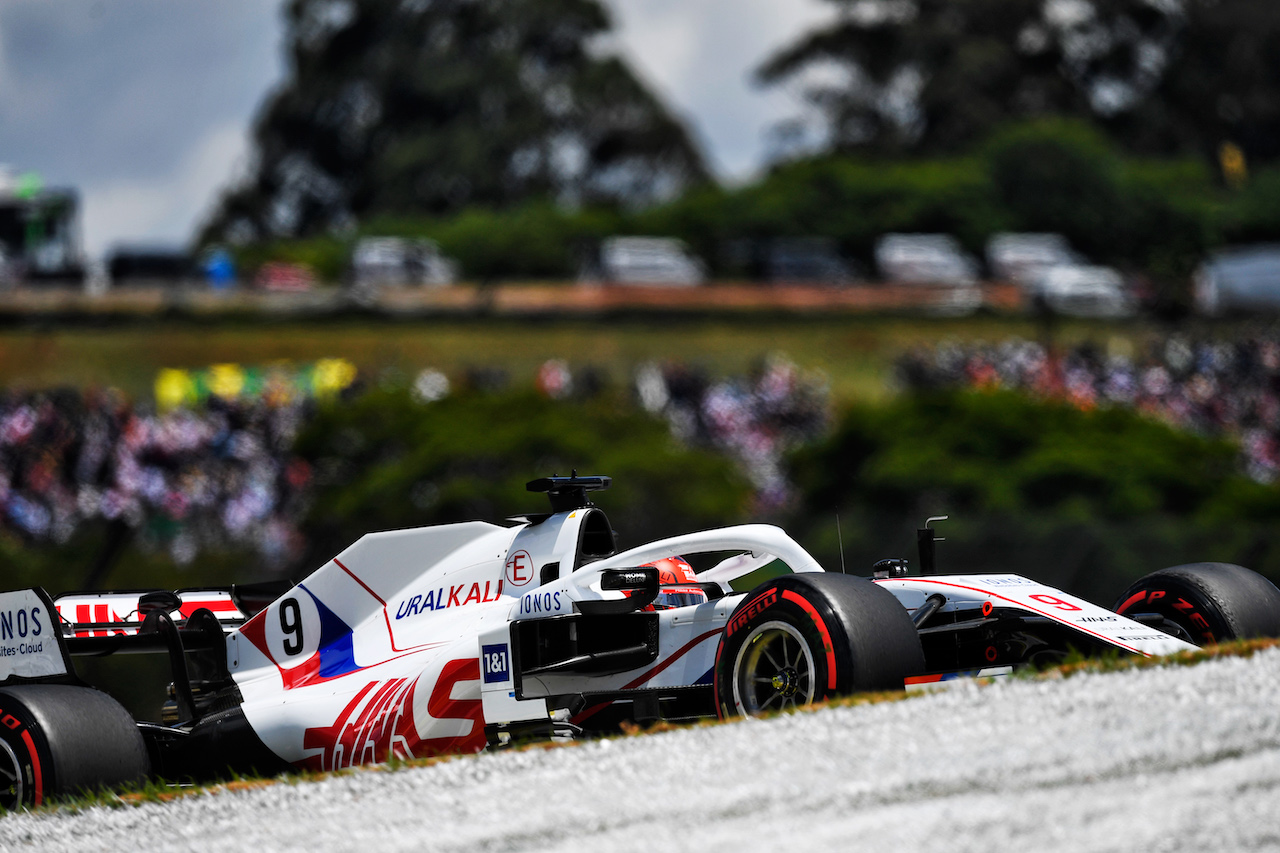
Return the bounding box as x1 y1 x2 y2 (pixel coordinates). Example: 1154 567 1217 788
0 704 44 810
0 685 149 810
714 573 923 719
1114 562 1280 645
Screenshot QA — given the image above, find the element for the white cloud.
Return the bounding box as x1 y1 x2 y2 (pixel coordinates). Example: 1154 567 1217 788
33 1 839 258
80 122 251 258
602 0 836 178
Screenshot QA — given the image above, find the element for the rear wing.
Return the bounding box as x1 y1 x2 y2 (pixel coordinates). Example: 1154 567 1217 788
3 582 293 719
52 580 293 638
54 590 245 638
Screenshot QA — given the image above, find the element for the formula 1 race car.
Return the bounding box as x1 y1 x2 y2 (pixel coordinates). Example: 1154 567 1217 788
2 475 1279 808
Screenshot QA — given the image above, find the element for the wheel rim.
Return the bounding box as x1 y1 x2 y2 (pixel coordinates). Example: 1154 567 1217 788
0 739 24 811
731 620 816 715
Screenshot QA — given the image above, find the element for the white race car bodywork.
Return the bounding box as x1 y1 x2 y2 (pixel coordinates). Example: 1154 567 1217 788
223 510 833 769
876 575 1196 658
210 504 1194 771
0 476 1267 807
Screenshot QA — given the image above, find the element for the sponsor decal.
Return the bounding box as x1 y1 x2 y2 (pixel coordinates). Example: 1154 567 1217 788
56 594 242 638
1116 588 1215 644
518 590 564 616
1117 589 1165 613
300 658 485 771
394 581 504 620
726 588 779 637
505 550 535 588
64 604 112 637
0 607 42 642
974 577 1035 587
0 591 66 681
481 644 510 683
1172 596 1214 641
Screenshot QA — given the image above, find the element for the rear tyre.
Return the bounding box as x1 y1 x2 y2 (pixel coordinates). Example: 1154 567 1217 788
1114 562 1280 645
0 685 149 810
714 573 923 719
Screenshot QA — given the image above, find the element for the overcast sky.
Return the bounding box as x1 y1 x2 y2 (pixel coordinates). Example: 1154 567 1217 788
0 0 833 259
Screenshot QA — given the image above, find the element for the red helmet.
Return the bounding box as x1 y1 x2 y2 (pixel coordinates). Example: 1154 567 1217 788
641 556 707 610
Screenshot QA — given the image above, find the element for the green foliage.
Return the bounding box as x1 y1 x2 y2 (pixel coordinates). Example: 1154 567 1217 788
229 118 1266 290
756 0 1074 155
983 121 1124 255
667 156 1009 264
982 120 1216 283
423 204 620 279
757 0 1280 169
202 0 707 243
788 390 1280 602
0 524 264 600
1220 165 1280 244
292 388 751 562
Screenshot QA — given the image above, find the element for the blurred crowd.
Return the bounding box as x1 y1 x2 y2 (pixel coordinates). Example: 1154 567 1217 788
0 386 314 568
895 336 1280 483
634 356 831 507
0 354 831 570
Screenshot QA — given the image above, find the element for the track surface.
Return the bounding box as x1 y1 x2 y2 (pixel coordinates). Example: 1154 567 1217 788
3 650 1280 852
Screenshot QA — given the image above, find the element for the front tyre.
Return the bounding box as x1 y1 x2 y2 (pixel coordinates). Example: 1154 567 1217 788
0 685 149 810
714 573 923 719
1114 562 1280 645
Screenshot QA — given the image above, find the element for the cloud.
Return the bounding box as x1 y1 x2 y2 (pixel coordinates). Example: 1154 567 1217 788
5 0 837 258
80 122 252 257
603 0 836 178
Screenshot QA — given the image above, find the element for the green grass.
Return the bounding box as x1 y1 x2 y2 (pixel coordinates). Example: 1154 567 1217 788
0 314 1239 404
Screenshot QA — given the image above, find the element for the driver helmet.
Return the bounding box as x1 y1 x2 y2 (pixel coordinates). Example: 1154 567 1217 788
642 556 707 609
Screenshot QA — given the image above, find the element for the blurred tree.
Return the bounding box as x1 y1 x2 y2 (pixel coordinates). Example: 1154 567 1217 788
757 0 1280 167
786 390 1280 601
292 387 751 568
1114 1 1280 166
201 0 708 242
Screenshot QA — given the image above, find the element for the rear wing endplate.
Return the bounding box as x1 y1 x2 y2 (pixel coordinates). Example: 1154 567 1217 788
0 588 75 686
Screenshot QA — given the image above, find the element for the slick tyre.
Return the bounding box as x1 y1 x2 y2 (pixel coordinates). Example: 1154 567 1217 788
0 685 149 810
714 573 923 719
1114 562 1280 646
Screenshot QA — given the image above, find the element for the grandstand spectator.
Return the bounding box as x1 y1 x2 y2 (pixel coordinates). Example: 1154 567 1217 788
895 335 1280 483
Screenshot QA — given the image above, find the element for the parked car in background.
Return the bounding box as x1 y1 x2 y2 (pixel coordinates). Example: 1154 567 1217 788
766 237 854 284
586 237 705 285
875 234 978 285
254 261 317 292
106 246 196 288
1195 246 1280 316
986 233 1081 285
1029 265 1134 318
352 237 458 289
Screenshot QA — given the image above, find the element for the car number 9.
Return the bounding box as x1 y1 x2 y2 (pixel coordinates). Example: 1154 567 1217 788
264 593 322 665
